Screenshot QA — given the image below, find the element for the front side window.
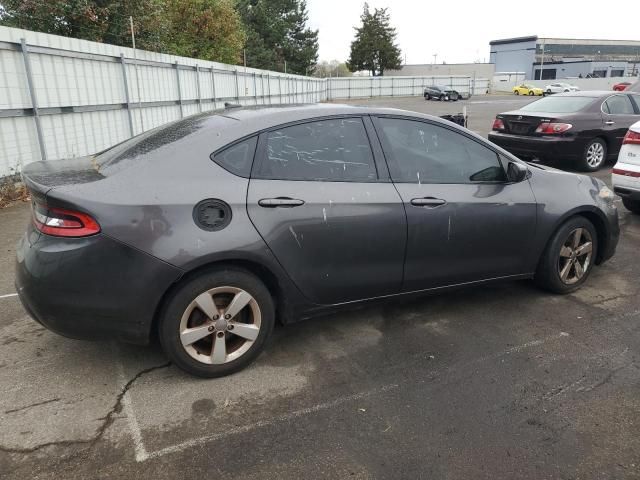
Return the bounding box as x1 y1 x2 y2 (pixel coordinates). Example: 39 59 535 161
603 95 635 115
377 117 506 184
256 118 377 182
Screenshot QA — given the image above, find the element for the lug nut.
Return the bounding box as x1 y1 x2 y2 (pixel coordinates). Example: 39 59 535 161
208 325 214 332
213 314 220 320
217 331 225 338
228 324 234 331
224 314 231 320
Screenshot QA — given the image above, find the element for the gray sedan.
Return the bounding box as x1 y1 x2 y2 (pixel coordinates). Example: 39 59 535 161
16 104 619 377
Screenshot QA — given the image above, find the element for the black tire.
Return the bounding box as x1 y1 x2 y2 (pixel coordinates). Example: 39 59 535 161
439 94 446 101
579 138 607 172
622 198 640 214
534 216 598 294
547 89 552 94
515 90 520 95
425 93 431 100
528 90 534 96
159 267 275 378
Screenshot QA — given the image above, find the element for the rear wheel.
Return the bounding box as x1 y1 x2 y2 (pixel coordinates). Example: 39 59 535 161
439 94 446 101
580 138 607 171
535 217 597 294
515 90 520 95
622 198 640 214
528 90 534 96
159 268 275 377
425 93 431 100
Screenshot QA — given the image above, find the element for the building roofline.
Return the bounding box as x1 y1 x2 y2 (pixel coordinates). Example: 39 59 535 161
489 36 538 46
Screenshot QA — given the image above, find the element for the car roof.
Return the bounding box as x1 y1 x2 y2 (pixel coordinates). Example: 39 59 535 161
551 90 624 98
145 103 468 155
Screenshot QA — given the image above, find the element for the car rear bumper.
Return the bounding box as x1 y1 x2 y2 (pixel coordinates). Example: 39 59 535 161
488 132 582 162
15 226 182 344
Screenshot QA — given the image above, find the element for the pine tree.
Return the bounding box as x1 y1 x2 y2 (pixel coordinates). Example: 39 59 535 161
347 3 402 76
237 0 318 74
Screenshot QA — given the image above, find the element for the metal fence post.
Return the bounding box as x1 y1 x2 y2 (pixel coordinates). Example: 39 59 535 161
267 74 272 105
348 78 351 99
278 76 282 105
20 38 47 161
195 65 202 112
211 68 217 109
412 77 415 96
253 72 258 105
234 69 240 102
391 77 394 96
119 54 135 137
174 62 184 118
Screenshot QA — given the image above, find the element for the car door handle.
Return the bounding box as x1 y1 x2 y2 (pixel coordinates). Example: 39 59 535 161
258 197 305 208
410 197 447 207
605 121 615 125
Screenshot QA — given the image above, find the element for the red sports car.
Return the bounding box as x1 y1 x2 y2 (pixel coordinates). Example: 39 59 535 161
613 82 632 91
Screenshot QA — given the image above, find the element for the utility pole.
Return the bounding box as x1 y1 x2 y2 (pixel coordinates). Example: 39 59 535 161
130 16 144 132
432 53 438 65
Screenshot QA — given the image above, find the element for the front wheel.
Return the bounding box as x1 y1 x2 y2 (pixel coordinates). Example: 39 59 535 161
159 268 275 377
425 94 431 100
515 90 520 95
529 91 534 96
580 138 607 171
622 198 640 214
535 217 598 294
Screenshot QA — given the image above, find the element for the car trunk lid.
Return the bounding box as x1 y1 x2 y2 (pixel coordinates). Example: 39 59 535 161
497 112 559 136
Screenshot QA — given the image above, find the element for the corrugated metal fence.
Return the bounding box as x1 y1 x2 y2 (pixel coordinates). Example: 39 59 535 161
0 26 488 177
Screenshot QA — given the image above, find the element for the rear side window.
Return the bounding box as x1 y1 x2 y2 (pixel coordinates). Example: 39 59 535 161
377 117 506 184
255 118 377 182
603 95 635 115
213 136 257 177
628 94 640 113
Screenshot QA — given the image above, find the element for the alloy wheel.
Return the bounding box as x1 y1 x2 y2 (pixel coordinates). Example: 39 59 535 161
586 142 605 168
179 286 262 365
557 228 593 285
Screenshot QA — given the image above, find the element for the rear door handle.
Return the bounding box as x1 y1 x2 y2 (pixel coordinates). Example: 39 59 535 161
258 197 305 208
605 121 615 125
410 197 447 207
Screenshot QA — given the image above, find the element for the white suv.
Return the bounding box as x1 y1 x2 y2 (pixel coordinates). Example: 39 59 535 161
612 121 640 213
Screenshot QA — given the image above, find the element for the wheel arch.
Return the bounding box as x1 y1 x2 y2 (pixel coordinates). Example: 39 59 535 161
540 207 610 268
149 257 291 342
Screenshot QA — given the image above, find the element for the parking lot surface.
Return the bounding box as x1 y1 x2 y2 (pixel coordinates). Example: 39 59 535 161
2 95 640 479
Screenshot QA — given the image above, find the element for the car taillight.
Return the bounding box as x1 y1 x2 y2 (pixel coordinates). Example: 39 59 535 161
612 168 640 177
492 118 505 131
32 202 100 237
622 130 640 145
535 122 573 134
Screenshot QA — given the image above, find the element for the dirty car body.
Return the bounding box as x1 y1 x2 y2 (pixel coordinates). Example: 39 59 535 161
15 104 619 376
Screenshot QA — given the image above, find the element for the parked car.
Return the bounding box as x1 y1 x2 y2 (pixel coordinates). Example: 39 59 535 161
513 84 544 96
545 83 580 94
489 91 640 171
613 82 632 92
16 105 619 377
424 85 459 101
612 121 640 212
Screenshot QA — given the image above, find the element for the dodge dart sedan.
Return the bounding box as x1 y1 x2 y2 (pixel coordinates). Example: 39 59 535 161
16 104 619 377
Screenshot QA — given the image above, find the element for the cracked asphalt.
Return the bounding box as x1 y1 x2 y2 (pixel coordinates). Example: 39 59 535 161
1 95 640 479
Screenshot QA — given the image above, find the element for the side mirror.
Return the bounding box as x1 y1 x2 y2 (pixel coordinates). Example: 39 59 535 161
507 161 528 182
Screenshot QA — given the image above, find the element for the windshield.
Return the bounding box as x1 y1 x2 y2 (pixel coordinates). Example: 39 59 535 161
520 96 595 113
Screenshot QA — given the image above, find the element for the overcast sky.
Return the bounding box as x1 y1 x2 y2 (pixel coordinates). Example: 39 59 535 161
306 0 639 64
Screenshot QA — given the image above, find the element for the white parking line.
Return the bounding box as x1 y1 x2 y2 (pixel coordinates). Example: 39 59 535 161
126 330 571 462
115 345 149 462
141 382 400 462
0 293 18 299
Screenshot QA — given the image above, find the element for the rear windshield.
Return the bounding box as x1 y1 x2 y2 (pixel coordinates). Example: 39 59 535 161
94 113 235 172
520 96 595 113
